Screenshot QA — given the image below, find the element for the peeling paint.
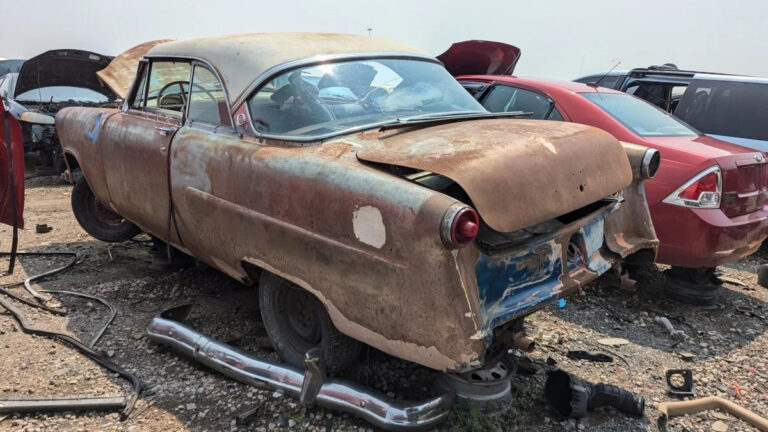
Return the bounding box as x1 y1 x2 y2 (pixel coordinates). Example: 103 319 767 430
352 205 386 248
85 112 108 144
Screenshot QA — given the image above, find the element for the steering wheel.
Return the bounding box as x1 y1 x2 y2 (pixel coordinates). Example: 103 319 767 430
158 80 221 111
157 80 189 111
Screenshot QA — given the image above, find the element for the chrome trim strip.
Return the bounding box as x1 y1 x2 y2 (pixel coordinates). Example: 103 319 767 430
147 306 454 430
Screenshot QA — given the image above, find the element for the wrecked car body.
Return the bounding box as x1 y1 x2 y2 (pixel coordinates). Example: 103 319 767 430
55 33 658 426
9 49 118 174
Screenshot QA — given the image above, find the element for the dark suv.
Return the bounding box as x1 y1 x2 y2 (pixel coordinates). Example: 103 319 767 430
576 66 768 152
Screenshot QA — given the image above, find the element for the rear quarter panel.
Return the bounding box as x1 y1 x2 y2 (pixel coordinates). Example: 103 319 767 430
168 128 486 371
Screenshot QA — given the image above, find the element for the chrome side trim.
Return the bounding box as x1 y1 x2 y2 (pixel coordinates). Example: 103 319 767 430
147 305 453 431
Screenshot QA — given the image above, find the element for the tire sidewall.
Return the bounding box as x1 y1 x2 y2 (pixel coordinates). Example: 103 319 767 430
258 272 360 374
71 175 141 243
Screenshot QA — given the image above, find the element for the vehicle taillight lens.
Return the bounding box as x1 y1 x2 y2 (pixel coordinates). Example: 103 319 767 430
663 166 722 208
441 205 479 248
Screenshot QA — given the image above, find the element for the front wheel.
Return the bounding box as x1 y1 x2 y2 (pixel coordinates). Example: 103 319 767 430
258 272 361 374
71 174 142 242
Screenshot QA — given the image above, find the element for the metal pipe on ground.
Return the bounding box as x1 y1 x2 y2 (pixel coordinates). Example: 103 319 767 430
657 396 768 431
0 396 126 414
147 305 454 431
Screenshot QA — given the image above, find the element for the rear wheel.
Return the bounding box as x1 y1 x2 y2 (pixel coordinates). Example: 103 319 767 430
71 175 142 242
662 266 721 306
258 272 361 374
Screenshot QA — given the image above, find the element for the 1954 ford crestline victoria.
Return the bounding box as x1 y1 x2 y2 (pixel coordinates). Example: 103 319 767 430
55 34 659 379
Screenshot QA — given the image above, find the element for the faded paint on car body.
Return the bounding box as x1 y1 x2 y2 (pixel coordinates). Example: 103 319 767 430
56 35 659 372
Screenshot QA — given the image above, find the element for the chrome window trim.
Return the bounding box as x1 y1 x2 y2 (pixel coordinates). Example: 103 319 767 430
184 61 233 131
137 55 235 129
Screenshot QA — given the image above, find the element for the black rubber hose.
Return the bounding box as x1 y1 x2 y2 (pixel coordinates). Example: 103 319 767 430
545 369 644 418
589 383 645 416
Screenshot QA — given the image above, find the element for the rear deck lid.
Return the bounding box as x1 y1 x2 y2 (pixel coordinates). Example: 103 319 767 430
357 119 632 233
437 40 520 76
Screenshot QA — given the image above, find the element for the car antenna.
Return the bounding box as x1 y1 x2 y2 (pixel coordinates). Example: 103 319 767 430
587 61 621 88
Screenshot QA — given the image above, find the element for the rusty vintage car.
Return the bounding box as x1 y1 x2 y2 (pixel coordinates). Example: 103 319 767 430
56 34 658 428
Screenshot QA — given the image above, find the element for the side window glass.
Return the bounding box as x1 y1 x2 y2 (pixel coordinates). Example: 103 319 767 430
131 64 149 109
187 65 226 125
145 61 191 113
482 86 553 119
547 108 564 121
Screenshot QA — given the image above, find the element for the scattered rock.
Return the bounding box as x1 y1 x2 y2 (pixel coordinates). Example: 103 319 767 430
711 420 728 432
597 337 629 346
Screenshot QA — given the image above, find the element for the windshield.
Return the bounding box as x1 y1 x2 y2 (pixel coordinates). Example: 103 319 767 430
247 58 485 138
581 92 697 137
15 86 109 103
675 79 768 142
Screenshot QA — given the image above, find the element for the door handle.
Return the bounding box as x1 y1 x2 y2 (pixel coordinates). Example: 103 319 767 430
155 126 176 137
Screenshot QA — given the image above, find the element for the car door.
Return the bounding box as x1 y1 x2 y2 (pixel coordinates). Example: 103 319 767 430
167 62 243 272
100 59 191 237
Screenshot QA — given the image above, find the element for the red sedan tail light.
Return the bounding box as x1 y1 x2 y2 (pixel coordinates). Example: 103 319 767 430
663 166 722 208
441 205 479 248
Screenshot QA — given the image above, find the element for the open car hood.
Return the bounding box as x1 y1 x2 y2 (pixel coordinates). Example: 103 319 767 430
437 40 520 76
357 119 632 233
14 49 116 99
97 40 174 100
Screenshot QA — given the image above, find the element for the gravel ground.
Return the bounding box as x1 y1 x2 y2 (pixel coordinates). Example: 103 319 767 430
0 176 766 431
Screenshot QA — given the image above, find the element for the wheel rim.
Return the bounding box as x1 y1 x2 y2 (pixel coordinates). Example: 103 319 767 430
277 284 322 352
87 190 125 226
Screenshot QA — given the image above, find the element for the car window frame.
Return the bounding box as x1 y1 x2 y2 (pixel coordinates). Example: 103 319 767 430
478 82 565 121
184 61 233 130
125 58 192 119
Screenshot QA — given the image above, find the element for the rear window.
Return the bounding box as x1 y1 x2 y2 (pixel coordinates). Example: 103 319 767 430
675 79 768 141
581 92 697 137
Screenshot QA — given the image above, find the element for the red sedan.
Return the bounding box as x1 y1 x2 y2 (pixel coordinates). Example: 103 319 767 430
440 41 768 305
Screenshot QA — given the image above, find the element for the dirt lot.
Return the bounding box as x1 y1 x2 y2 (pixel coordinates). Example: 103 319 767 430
1 176 767 432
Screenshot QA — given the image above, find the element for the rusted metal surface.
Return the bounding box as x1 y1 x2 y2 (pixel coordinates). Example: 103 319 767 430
96 40 173 100
56 38 659 373
357 120 633 233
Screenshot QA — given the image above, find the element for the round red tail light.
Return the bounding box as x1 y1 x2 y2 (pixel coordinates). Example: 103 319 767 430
442 206 480 249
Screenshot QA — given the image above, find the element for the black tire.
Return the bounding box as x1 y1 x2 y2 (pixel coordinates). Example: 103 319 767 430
71 175 142 242
662 266 721 306
258 272 361 374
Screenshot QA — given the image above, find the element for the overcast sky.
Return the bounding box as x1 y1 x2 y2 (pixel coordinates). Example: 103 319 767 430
1 0 765 79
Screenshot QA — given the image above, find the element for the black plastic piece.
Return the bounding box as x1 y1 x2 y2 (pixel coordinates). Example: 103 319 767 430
566 350 613 363
665 369 695 397
545 370 644 418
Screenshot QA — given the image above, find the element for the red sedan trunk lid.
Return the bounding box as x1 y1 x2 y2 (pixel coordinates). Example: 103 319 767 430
653 136 768 217
437 40 521 76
